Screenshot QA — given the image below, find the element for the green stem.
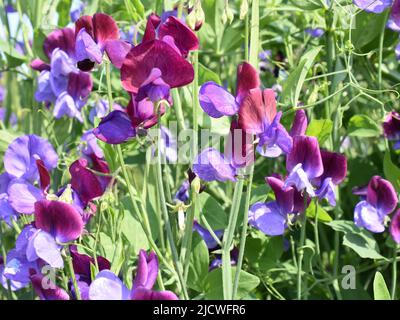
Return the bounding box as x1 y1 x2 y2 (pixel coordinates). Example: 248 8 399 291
297 201 308 300
222 178 244 300
155 120 189 299
378 10 390 93
391 246 398 300
65 248 81 300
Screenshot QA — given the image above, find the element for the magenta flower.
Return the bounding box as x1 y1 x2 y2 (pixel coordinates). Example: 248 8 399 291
313 151 347 206
30 270 70 300
75 13 132 70
390 209 400 243
249 176 306 236
284 136 323 197
383 111 400 149
354 176 398 233
89 250 178 300
239 88 292 158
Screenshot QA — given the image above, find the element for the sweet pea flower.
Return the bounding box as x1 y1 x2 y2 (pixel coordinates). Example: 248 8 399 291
0 256 27 291
174 180 190 203
305 28 325 38
199 62 260 118
249 176 306 236
354 176 398 233
312 151 347 206
193 221 223 250
239 88 292 157
75 13 132 71
284 136 323 197
383 111 400 149
35 48 92 122
70 0 85 23
390 209 400 243
79 130 104 159
69 245 111 300
89 250 178 300
30 270 70 300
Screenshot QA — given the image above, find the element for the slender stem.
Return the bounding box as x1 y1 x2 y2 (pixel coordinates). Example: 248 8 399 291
378 10 390 93
200 215 222 247
391 246 398 300
297 198 308 300
155 121 189 299
222 178 244 300
65 248 81 300
106 61 113 111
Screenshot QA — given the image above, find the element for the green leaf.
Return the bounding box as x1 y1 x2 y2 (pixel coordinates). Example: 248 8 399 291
204 267 260 299
289 0 323 10
306 119 333 145
326 220 386 260
199 63 221 85
33 28 49 63
197 193 228 229
281 46 322 107
347 115 381 138
244 232 284 272
352 11 387 50
373 272 391 300
120 197 150 252
187 233 210 292
383 151 400 193
306 201 332 222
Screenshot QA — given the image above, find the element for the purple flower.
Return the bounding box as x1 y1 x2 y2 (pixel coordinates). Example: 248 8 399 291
199 62 259 118
239 88 292 158
390 209 400 243
70 0 85 23
354 176 398 233
193 221 223 250
36 49 93 122
313 151 347 206
249 176 306 236
192 147 237 182
69 156 111 206
0 256 27 291
159 126 178 163
209 248 239 271
69 245 110 300
383 111 400 149
353 0 393 13
30 270 70 300
79 130 104 158
290 109 308 137
174 180 190 203
305 28 325 38
4 134 58 183
75 13 132 70
284 136 323 197
89 250 178 300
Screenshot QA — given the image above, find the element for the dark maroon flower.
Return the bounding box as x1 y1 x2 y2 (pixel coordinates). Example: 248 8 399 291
30 270 69 300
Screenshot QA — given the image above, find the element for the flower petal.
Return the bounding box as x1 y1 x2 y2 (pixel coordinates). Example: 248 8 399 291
367 176 398 216
89 270 130 300
104 40 132 69
193 221 223 250
248 202 287 236
354 200 385 233
70 158 105 204
142 13 162 42
121 40 194 93
93 13 120 47
238 88 277 134
158 16 199 57
133 250 158 291
132 287 179 300
36 159 50 191
266 176 294 214
199 82 239 118
30 272 69 300
353 0 393 13
43 27 75 59
75 28 103 64
290 109 308 137
34 200 84 243
390 209 400 244
286 135 323 180
193 148 236 182
93 110 136 144
8 179 43 214
236 62 260 103
26 230 63 268
284 163 315 197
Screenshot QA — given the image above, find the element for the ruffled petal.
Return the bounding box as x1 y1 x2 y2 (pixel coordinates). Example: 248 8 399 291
30 272 69 300
290 109 308 137
89 270 130 300
93 13 120 47
248 202 287 236
43 27 75 59
266 176 294 214
199 82 239 118
104 40 132 69
8 179 43 214
367 176 398 216
236 62 260 103
390 209 400 244
26 230 63 268
93 110 136 144
75 28 103 64
34 200 84 243
132 287 179 300
193 148 236 182
354 200 385 233
284 163 315 197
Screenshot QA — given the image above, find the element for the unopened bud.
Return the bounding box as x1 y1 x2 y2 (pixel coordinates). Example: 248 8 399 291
240 0 249 20
191 176 201 194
